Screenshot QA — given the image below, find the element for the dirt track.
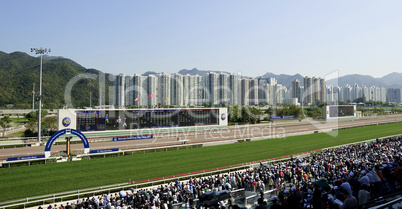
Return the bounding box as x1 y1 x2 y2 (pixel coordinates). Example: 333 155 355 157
1 115 402 161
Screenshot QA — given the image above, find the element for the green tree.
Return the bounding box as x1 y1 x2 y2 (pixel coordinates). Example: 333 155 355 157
248 107 262 124
241 107 250 123
228 105 241 124
353 97 365 103
338 101 349 105
203 103 212 108
43 116 57 133
265 107 273 115
303 107 323 119
0 116 12 138
24 110 48 136
277 105 303 119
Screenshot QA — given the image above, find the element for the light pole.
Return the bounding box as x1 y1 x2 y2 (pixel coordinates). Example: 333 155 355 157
31 47 50 142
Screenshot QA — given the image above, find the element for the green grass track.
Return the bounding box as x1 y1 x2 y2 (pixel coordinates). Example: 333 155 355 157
1 122 402 202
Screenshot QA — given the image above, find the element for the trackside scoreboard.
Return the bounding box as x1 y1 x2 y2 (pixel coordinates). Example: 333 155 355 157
323 105 356 119
58 108 228 132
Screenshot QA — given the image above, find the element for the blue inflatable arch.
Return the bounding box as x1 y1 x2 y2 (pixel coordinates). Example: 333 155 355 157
44 128 89 158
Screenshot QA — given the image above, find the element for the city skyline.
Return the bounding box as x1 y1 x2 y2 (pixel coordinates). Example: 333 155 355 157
1 1 402 79
111 71 401 109
112 72 331 108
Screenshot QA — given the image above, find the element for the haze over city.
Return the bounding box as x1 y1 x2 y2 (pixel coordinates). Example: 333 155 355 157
1 1 402 78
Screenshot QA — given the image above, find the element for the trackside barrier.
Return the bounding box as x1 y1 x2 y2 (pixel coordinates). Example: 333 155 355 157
0 156 78 168
0 141 201 164
0 143 203 167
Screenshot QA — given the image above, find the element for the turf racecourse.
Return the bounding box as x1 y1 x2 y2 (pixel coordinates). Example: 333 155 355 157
1 122 402 202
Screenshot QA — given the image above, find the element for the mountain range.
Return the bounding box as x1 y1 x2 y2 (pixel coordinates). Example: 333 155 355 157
0 51 401 108
176 68 402 89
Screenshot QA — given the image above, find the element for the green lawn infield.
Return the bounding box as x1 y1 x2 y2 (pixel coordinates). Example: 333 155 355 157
0 122 401 202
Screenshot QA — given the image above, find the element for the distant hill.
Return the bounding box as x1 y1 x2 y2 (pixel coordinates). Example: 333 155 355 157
327 73 402 88
178 68 232 76
0 51 112 109
142 71 159 76
42 55 66 61
258 72 304 89
378 72 402 88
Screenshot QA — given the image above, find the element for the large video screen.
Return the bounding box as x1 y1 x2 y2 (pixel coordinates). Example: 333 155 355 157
329 106 354 118
76 110 106 132
76 109 219 132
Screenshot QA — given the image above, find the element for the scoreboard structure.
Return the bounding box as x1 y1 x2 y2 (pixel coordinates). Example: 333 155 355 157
323 105 356 119
58 108 228 133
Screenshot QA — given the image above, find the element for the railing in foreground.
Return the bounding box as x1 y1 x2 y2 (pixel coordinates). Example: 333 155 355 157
244 189 277 207
359 192 402 209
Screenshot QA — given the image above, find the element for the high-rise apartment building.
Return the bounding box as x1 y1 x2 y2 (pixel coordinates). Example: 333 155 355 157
274 84 283 105
113 74 125 108
171 73 183 106
249 78 258 105
147 75 158 106
303 76 325 105
258 78 268 105
291 79 301 104
387 88 401 104
218 73 230 105
351 83 361 101
320 78 325 104
262 83 271 105
205 72 219 105
124 75 134 107
158 73 171 106
133 74 148 107
341 84 352 102
303 76 313 105
240 77 250 106
313 77 320 104
229 73 239 106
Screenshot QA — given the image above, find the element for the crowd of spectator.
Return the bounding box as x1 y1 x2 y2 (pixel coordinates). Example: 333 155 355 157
39 136 402 209
257 136 402 209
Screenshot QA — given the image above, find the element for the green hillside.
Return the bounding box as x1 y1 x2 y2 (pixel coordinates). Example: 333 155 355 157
0 51 113 109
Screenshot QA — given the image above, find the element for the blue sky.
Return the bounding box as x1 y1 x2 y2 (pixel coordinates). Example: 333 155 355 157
1 1 401 78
